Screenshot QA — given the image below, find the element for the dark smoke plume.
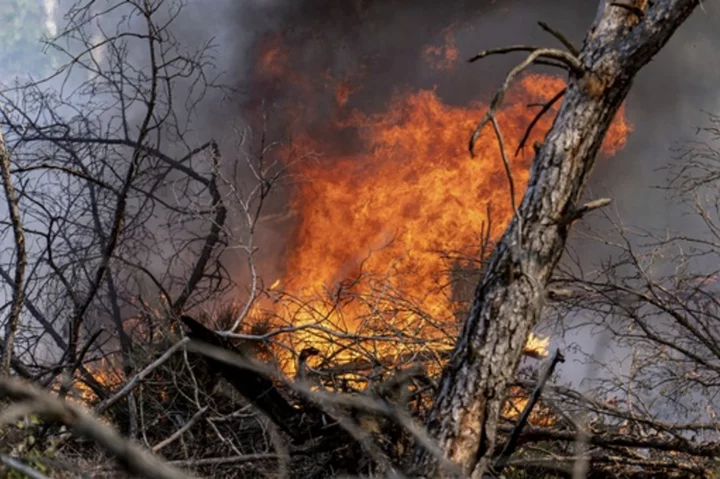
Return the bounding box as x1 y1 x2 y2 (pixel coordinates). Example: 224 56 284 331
179 1 720 361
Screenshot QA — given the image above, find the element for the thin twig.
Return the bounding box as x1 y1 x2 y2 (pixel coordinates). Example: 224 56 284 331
0 127 26 374
492 349 565 475
467 46 583 73
469 49 583 156
0 376 196 479
515 88 566 156
490 116 519 222
0 454 50 479
167 454 279 467
95 337 189 414
468 45 541 62
537 21 580 56
152 405 208 453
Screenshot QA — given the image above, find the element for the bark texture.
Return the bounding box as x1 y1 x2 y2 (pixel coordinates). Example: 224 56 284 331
0 128 25 374
414 1 700 477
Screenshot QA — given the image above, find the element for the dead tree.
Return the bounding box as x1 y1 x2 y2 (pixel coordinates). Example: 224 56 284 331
414 1 701 477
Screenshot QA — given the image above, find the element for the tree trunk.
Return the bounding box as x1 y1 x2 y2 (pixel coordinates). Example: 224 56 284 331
414 1 699 477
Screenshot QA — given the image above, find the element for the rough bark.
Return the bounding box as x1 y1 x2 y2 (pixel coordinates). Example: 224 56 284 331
0 128 26 374
414 1 700 477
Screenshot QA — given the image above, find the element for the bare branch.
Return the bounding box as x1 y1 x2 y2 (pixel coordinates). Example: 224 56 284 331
0 376 197 479
0 127 26 374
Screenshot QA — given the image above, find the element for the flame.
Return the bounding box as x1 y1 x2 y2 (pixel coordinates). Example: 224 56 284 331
424 31 459 72
524 333 550 358
269 278 281 291
245 33 633 377
245 75 630 376
258 36 289 81
334 78 360 108
273 77 628 326
67 357 124 405
502 385 556 427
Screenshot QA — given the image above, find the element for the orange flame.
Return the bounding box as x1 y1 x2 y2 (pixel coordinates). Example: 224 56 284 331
524 333 550 358
502 385 556 427
424 31 459 72
247 36 632 375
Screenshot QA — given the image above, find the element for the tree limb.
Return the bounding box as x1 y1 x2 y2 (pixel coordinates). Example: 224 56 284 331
415 2 701 477
0 127 26 374
0 376 197 479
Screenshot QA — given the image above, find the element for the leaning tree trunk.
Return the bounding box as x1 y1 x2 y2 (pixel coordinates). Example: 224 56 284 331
414 1 699 477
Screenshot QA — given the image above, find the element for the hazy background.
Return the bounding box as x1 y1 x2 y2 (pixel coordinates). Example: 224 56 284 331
4 0 720 384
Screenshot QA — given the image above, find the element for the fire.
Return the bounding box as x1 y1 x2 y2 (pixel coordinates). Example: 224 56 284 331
524 333 550 359
502 385 556 427
245 34 632 376
424 31 459 72
334 79 359 108
270 76 628 338
66 357 124 405
258 36 289 81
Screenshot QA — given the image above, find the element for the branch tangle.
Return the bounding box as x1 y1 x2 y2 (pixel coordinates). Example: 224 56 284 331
414 1 700 477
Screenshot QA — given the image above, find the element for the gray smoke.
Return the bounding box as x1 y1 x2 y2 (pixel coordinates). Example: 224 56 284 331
173 1 720 387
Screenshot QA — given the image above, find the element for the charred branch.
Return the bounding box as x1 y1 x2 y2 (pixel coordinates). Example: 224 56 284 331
563 197 614 225
179 315 303 439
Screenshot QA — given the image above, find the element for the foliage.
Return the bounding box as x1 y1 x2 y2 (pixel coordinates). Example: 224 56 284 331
0 414 55 479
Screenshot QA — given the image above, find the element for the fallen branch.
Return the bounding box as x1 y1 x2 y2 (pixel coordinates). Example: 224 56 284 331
503 425 720 458
0 376 197 479
186 337 463 477
95 337 190 414
0 454 50 479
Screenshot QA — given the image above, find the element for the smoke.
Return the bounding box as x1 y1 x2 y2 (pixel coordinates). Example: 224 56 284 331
172 0 720 387
223 0 598 113
182 0 604 286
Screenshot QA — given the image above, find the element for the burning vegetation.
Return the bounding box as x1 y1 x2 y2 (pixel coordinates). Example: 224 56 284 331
60 18 634 475
240 30 631 379
2 1 718 479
